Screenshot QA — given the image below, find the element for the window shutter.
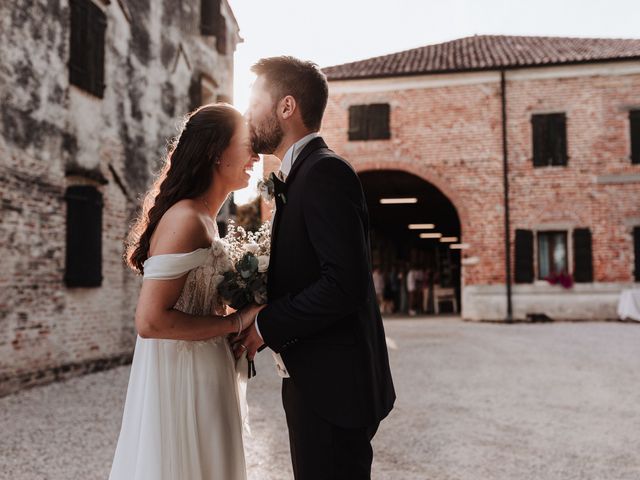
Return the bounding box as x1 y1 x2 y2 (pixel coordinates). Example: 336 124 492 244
92 4 107 97
630 110 640 165
189 73 202 111
368 103 391 140
550 113 568 166
634 226 640 282
69 0 88 91
64 186 103 287
69 0 106 98
348 105 368 141
201 0 221 36
531 115 548 167
514 229 534 283
216 16 227 54
573 228 593 282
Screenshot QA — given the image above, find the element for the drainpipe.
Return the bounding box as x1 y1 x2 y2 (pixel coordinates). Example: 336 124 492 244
501 70 514 323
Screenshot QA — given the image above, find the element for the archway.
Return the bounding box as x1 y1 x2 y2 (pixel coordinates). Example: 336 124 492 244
359 170 462 316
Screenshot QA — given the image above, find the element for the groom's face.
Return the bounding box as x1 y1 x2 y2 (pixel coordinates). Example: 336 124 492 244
246 76 284 155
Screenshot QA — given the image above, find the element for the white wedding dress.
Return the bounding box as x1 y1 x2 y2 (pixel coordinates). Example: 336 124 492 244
109 239 249 480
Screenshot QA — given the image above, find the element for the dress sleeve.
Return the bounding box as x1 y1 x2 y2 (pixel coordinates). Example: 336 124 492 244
142 249 210 280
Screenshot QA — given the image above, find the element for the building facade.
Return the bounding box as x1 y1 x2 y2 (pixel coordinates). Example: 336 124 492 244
0 0 240 396
320 36 640 321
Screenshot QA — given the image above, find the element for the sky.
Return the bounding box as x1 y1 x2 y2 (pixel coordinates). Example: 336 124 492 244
228 0 640 203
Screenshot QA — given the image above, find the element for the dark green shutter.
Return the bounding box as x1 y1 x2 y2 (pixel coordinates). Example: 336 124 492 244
630 110 640 165
216 16 227 54
69 0 106 98
532 115 548 167
348 105 368 141
550 113 568 166
515 229 534 283
573 228 593 282
368 103 391 140
189 73 202 111
69 0 87 90
201 0 221 36
634 226 640 282
64 186 103 287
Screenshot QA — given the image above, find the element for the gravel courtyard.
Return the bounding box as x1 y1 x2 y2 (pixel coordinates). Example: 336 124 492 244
1 317 639 480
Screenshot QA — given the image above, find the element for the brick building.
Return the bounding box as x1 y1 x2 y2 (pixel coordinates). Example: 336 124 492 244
0 0 240 396
310 35 640 321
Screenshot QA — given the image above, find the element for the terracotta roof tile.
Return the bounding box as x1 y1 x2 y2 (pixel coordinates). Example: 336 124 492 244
323 35 640 80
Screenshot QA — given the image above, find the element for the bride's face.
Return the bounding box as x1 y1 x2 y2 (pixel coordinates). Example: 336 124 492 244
216 120 260 192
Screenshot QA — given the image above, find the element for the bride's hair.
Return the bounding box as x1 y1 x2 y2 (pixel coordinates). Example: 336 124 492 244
125 103 242 274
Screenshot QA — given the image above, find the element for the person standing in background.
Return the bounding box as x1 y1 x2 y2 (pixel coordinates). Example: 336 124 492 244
407 267 417 316
373 267 385 312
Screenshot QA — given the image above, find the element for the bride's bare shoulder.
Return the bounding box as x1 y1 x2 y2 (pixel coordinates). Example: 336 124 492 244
149 199 210 256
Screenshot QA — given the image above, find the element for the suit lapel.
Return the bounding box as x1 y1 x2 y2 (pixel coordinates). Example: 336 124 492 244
284 137 327 187
267 136 328 289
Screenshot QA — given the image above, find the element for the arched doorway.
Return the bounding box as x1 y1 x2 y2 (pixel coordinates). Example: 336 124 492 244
359 170 462 316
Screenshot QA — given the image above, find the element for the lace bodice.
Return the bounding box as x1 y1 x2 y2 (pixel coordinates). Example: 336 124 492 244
142 237 235 348
173 242 232 317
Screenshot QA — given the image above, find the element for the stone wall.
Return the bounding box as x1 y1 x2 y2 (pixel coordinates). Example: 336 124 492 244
0 0 240 396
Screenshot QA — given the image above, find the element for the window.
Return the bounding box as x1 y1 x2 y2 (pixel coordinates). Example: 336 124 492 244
630 110 640 165
200 0 227 54
537 231 568 279
348 104 391 141
634 226 640 282
64 186 103 287
69 0 106 98
531 113 567 167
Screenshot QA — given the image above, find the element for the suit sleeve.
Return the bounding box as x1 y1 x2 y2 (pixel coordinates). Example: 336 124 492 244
257 157 371 353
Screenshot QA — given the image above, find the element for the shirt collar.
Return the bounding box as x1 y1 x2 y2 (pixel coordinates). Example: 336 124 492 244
279 132 321 177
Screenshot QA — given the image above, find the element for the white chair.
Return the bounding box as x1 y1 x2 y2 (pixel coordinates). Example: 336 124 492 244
434 286 457 314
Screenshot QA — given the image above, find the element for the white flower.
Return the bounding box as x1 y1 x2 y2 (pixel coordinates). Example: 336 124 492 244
217 257 234 273
257 255 270 273
211 240 225 257
246 242 260 255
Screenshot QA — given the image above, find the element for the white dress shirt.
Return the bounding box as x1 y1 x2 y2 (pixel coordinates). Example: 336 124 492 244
255 132 320 377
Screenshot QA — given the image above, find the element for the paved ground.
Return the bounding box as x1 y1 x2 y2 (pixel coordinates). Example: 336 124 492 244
1 317 640 480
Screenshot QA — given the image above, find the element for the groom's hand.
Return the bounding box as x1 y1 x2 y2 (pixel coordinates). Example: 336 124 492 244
232 322 264 361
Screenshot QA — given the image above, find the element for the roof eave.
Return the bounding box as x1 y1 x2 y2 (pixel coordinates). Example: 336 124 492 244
324 56 640 82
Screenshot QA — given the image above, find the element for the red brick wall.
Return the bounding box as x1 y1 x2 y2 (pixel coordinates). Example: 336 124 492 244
322 79 506 285
507 72 640 283
321 65 640 288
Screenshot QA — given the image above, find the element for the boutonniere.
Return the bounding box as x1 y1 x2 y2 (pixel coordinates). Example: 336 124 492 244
258 172 287 205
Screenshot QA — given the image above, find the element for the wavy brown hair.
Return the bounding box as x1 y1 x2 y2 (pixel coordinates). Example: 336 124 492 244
125 103 242 274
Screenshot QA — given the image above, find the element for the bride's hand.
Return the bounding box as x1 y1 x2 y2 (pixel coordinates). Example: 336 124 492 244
231 304 267 360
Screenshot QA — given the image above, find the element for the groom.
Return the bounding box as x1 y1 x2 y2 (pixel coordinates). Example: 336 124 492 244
237 56 395 480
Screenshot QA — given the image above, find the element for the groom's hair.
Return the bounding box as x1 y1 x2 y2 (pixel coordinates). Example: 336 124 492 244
251 56 328 131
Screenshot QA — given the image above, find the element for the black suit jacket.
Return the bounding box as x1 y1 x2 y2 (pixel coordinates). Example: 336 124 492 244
258 137 396 429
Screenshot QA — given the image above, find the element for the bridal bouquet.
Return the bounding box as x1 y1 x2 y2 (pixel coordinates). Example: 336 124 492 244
217 220 271 310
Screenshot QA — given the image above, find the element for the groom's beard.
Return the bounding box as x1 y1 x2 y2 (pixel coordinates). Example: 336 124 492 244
250 110 284 155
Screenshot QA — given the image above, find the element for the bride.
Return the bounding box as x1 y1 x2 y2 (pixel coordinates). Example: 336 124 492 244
109 103 264 480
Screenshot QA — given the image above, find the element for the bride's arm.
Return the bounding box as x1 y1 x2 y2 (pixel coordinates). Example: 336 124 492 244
133 202 257 341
